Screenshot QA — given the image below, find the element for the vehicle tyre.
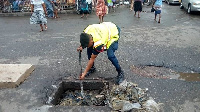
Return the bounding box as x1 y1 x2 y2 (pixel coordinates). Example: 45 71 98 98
180 3 184 9
167 0 170 5
187 4 191 14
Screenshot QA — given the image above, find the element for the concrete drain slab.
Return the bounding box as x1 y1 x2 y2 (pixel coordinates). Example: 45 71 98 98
48 78 109 106
0 64 35 88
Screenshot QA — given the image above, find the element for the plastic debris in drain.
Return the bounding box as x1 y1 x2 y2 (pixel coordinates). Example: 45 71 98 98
59 90 103 106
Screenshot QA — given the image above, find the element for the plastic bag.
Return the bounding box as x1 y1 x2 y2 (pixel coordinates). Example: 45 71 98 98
122 102 141 111
143 97 160 112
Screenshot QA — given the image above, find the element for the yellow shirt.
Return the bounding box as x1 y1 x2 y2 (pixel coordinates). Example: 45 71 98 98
84 22 119 49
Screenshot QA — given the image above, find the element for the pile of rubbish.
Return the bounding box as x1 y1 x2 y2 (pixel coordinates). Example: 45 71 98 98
108 80 162 111
59 80 162 112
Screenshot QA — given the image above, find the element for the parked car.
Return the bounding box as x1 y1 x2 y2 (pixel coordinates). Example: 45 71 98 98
180 0 200 13
165 0 180 5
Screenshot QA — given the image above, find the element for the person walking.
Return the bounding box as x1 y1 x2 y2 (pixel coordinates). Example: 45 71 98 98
50 0 59 18
130 0 134 11
96 0 107 23
134 0 142 18
77 22 125 85
153 0 162 23
107 0 113 12
43 0 54 18
30 0 48 32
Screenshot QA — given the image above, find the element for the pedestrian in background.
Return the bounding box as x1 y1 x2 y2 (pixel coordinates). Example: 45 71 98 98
80 0 90 18
107 0 113 12
130 0 134 11
112 0 116 12
77 22 125 85
30 0 48 32
96 0 107 23
50 0 60 18
43 0 54 18
92 0 97 9
86 0 92 12
134 0 142 18
153 0 162 23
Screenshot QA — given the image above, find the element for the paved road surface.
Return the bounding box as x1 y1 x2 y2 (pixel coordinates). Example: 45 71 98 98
0 3 200 112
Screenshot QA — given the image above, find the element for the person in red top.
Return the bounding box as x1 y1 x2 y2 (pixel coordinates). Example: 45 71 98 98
96 0 107 23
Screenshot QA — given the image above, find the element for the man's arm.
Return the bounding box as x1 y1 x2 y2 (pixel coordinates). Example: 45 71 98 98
80 54 98 79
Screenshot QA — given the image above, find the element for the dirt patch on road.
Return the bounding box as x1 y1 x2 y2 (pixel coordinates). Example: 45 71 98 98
130 65 200 81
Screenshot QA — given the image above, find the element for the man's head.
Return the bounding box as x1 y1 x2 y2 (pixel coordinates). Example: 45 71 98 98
80 33 93 48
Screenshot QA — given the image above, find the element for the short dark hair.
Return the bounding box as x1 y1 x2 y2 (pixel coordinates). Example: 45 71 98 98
80 33 90 49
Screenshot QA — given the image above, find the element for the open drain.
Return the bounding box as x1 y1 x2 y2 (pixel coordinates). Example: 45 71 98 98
48 78 109 106
47 78 163 111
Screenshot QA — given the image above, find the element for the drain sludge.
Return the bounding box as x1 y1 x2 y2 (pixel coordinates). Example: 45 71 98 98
48 79 109 106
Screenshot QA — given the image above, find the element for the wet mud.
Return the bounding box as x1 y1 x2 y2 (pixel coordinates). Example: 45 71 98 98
131 65 200 81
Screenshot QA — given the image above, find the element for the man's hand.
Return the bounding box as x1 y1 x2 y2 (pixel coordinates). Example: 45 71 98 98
80 73 86 80
77 46 83 52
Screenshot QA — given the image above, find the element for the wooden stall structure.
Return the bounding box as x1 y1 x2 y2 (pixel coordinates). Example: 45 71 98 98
59 0 76 10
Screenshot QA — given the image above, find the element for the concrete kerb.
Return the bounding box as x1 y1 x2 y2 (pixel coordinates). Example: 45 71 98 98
0 10 77 17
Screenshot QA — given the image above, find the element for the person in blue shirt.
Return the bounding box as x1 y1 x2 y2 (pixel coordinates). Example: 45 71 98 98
50 0 59 18
153 0 162 23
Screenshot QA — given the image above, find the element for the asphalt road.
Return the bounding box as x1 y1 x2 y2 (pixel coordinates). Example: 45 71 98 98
0 3 200 112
